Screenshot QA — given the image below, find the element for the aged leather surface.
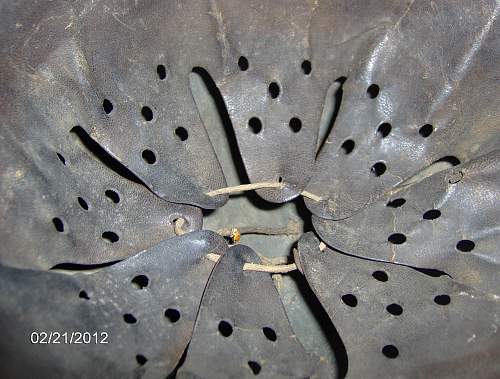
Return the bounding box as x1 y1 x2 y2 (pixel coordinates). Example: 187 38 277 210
179 244 330 378
0 0 498 377
0 116 202 269
304 0 500 220
297 232 500 379
0 231 226 378
313 150 500 294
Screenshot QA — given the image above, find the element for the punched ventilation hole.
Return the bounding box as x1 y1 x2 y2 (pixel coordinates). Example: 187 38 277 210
238 56 249 71
382 345 399 358
289 117 302 133
172 217 188 235
341 294 358 307
367 84 380 98
105 190 120 204
79 290 90 300
456 240 475 252
434 294 451 306
218 320 233 337
248 117 262 134
388 233 406 244
142 149 156 164
372 270 388 282
341 139 355 154
102 231 119 243
419 124 433 137
268 82 280 98
371 161 386 176
77 197 89 210
164 308 181 323
136 354 147 366
131 275 149 289
123 314 137 324
56 153 66 165
175 127 189 141
423 209 441 220
386 303 403 316
262 327 277 342
387 198 406 208
141 106 153 121
157 64 166 80
52 217 64 233
377 123 392 138
301 60 312 75
248 361 261 375
102 99 113 114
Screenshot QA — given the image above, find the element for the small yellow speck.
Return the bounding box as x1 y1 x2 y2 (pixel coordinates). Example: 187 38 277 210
230 228 240 243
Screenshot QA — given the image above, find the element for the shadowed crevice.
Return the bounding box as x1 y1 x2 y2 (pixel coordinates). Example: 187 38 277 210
316 76 347 157
70 125 144 185
51 259 122 271
190 67 284 211
290 270 349 378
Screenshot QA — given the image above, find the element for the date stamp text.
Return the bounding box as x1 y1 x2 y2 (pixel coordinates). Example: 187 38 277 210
30 331 108 344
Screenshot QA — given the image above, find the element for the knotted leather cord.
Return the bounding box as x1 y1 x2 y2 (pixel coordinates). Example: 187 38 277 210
206 181 322 201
